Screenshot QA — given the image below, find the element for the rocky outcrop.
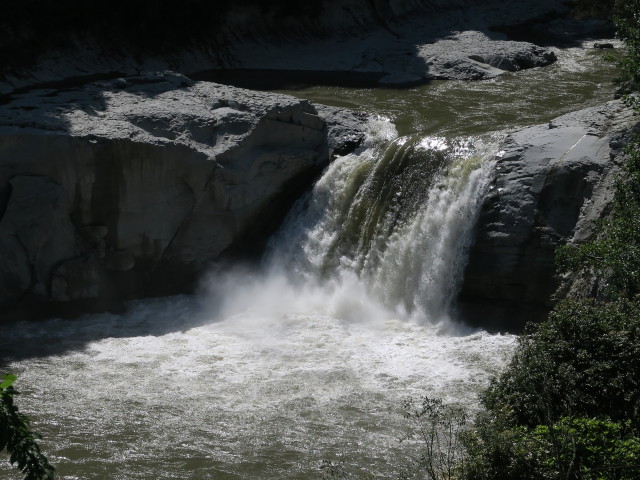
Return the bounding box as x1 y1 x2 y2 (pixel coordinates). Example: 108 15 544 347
0 0 566 94
226 10 558 85
458 101 638 331
0 72 365 320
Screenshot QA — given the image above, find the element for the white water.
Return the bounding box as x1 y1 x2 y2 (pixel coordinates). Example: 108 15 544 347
264 119 502 322
0 119 517 479
1 297 514 479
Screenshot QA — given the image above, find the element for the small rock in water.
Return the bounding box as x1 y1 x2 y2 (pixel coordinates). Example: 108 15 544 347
593 43 614 49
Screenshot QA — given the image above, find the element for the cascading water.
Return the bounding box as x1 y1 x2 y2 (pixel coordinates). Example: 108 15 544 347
0 41 617 479
0 123 515 480
264 118 500 324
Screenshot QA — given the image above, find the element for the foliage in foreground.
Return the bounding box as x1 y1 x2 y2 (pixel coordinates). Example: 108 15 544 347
464 415 640 480
465 296 640 479
614 0 640 90
398 397 468 480
1 375 54 480
482 298 640 430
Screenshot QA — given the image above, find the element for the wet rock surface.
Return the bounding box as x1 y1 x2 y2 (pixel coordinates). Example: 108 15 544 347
458 101 638 331
0 73 365 320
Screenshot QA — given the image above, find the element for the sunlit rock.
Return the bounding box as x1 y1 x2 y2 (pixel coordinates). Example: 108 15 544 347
459 100 637 331
0 73 365 319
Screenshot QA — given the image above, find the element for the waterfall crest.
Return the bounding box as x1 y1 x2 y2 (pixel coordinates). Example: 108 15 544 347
261 117 501 324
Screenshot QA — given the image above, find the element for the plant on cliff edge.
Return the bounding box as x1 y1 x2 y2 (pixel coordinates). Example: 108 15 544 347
398 397 469 480
614 0 640 90
457 296 640 480
1 374 55 480
463 414 640 480
558 136 640 299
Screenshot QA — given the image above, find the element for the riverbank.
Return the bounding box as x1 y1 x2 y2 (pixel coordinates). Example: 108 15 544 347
1 0 604 94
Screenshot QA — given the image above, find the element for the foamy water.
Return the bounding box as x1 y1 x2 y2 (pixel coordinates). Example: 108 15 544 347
0 121 516 479
1 293 515 479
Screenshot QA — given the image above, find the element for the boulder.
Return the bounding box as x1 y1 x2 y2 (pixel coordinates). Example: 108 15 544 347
0 72 365 320
458 100 638 331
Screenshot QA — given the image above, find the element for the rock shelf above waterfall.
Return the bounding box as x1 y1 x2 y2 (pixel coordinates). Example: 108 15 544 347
0 73 366 321
458 100 638 331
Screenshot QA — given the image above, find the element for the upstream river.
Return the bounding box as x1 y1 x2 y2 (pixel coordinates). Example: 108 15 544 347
0 41 620 479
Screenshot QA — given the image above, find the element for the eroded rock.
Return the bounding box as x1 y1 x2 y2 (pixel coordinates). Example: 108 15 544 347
0 0 567 94
0 73 366 320
458 100 638 331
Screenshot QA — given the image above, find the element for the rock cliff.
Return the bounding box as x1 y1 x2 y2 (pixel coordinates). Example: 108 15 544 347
458 101 638 331
0 73 365 320
0 0 567 94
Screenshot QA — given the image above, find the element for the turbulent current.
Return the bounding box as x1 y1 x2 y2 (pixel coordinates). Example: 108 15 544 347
0 41 620 479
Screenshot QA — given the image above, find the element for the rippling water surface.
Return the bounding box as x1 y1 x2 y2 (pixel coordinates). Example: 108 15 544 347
272 42 620 136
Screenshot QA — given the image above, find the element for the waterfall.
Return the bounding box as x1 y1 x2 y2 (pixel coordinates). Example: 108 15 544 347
258 117 500 324
0 117 517 480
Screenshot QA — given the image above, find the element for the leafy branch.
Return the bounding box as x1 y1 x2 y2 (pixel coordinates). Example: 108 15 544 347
1 375 55 480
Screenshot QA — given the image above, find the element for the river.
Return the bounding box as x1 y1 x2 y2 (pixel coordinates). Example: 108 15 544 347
0 41 620 479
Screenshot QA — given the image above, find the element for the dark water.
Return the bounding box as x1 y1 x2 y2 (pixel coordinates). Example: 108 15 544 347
266 42 620 137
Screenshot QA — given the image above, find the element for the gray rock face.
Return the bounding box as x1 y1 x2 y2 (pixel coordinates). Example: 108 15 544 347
214 0 560 84
458 101 638 331
0 73 365 320
0 0 565 94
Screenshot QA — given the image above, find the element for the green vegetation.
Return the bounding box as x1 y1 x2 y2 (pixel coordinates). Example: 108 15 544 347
463 416 640 480
614 0 640 90
399 397 468 480
464 297 640 479
558 138 640 299
1 375 55 480
454 2 640 478
482 299 640 429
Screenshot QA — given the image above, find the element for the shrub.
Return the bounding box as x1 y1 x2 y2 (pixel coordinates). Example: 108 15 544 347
462 412 544 480
558 137 640 299
614 0 640 90
463 415 640 480
1 375 55 480
482 299 640 430
399 397 468 480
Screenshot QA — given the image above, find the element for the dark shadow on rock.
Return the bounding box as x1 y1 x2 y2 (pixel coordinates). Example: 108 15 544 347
190 69 388 90
0 294 217 364
456 298 551 334
489 15 615 48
